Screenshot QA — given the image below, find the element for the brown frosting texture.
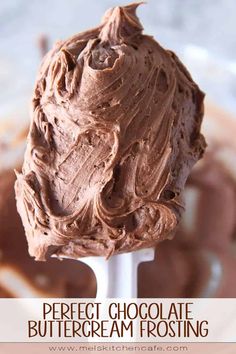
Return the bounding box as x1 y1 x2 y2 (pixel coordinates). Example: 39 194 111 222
0 169 96 297
15 3 205 261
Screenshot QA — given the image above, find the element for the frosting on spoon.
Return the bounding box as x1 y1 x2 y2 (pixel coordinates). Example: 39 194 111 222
15 3 205 260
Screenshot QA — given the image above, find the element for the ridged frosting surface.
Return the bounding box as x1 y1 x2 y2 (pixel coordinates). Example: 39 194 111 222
15 3 205 260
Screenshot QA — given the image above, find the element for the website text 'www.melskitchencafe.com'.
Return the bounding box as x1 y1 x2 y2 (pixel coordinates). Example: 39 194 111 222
1 343 236 354
48 343 188 352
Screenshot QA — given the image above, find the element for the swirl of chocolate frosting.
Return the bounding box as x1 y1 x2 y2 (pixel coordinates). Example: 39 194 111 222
15 3 205 260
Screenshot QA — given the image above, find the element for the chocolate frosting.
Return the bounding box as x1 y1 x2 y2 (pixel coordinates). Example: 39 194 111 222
1 169 96 297
15 3 205 261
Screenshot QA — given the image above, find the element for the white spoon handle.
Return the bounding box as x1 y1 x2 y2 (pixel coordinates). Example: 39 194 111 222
53 248 155 298
80 248 155 298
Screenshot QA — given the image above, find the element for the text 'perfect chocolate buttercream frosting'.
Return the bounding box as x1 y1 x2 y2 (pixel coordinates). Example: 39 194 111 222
15 3 206 261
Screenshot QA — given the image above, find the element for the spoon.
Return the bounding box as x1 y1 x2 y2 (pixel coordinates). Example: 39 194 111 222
53 248 155 298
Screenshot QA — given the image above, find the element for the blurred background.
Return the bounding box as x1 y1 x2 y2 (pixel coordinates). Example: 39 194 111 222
0 0 236 298
1 0 236 122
